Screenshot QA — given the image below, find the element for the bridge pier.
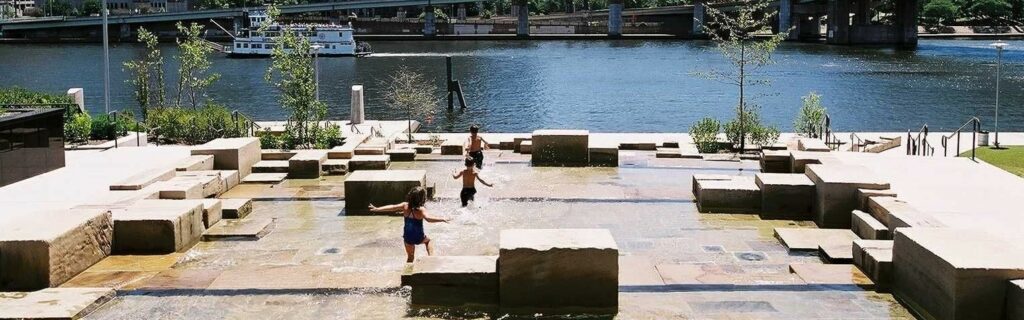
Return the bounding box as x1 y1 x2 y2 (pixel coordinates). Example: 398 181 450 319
826 0 850 44
423 6 436 36
514 0 529 37
778 0 797 40
691 0 704 38
608 0 622 37
895 0 918 48
119 23 131 42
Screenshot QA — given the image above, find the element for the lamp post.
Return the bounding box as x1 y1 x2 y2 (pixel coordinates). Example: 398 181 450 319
991 41 1008 149
311 44 323 101
102 1 110 114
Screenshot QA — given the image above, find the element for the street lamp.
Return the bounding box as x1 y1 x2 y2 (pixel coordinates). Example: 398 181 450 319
991 41 1008 149
102 1 110 114
311 44 323 101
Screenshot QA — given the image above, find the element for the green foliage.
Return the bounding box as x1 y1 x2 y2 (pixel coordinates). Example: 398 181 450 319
381 66 438 142
64 112 92 143
689 117 721 153
124 27 167 119
90 111 141 140
723 106 778 148
794 92 826 137
81 0 101 15
0 87 74 105
418 7 450 20
481 9 493 19
146 104 247 144
923 0 959 25
41 0 74 16
175 22 220 109
969 0 1012 21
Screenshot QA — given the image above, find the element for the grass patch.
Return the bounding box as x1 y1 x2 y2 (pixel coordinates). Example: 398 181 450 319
961 146 1024 177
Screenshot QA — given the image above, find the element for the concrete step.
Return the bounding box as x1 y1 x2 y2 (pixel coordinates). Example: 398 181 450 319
774 228 859 252
203 218 272 241
755 173 815 220
177 170 240 192
344 170 426 215
851 210 890 240
198 199 223 229
221 198 253 219
241 173 287 184
788 263 874 289
252 160 290 173
174 155 215 171
0 208 113 290
852 239 893 291
109 167 176 191
387 149 417 162
0 288 115 319
805 164 890 229
322 159 349 175
191 137 261 177
441 140 463 155
261 149 296 161
797 138 830 152
401 255 498 306
112 199 205 254
348 155 390 171
695 176 760 214
519 141 533 154
288 150 327 179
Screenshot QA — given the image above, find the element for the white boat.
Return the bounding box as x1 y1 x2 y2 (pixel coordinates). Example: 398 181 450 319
227 11 370 58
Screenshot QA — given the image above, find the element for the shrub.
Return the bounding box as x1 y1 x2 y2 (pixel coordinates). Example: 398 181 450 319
90 111 140 140
314 123 343 149
750 124 781 147
146 104 247 144
794 92 826 137
481 9 493 19
724 105 779 149
64 112 92 143
689 117 721 153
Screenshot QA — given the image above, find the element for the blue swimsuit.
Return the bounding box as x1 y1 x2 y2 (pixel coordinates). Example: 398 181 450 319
403 210 426 245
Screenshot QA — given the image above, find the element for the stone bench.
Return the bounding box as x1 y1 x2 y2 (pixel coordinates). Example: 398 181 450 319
499 229 618 312
852 210 890 240
695 177 760 214
760 150 791 173
175 155 214 171
112 200 205 254
191 137 261 177
0 208 113 290
853 239 893 291
805 164 889 229
756 173 814 220
532 130 590 167
348 155 390 171
387 149 417 162
893 228 1024 320
441 140 463 156
797 138 830 152
402 255 498 306
588 144 618 167
253 160 290 173
222 198 253 219
288 150 327 179
109 167 176 191
344 170 426 215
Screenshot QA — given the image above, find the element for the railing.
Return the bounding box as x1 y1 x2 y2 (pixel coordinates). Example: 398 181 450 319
106 111 146 149
849 132 866 152
939 117 981 161
231 110 261 137
817 114 844 151
906 124 934 156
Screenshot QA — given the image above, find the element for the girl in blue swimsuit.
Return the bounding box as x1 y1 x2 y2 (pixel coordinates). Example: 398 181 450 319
368 186 449 263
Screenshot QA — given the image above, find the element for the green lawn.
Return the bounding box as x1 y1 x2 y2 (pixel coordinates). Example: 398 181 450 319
961 146 1024 178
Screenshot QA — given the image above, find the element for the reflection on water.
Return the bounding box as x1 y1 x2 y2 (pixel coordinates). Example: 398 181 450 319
2 39 1023 132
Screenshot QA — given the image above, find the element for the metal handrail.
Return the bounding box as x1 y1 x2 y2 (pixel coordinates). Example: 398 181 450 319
906 124 933 156
107 111 146 149
849 132 866 152
232 110 261 137
939 117 981 160
817 114 843 150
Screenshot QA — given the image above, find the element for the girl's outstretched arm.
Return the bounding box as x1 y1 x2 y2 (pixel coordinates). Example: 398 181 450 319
369 202 406 213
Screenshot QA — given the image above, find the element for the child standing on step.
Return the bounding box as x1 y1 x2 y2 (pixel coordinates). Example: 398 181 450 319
454 157 493 207
368 187 449 263
465 125 488 169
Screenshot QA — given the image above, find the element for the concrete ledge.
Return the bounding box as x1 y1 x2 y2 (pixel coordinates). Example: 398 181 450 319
402 255 498 307
695 177 760 214
177 170 239 193
112 200 205 254
349 155 390 171
520 141 533 154
889 210 946 229
241 173 287 184
760 150 791 173
166 174 223 198
322 159 349 175
789 151 834 174
0 209 113 290
0 288 114 319
202 218 272 241
588 145 618 167
288 151 327 179
441 140 463 156
857 188 897 212
866 197 919 228
756 173 814 220
691 174 733 199
144 180 203 200
253 160 290 173
853 239 893 291
532 130 590 167
513 137 530 153
893 228 1024 320
386 149 417 162
222 198 252 219
852 210 890 240
344 170 426 215
198 199 223 229
354 145 386 155
619 142 657 151
655 148 683 158
327 134 369 159
191 138 261 178
798 138 830 152
175 155 214 171
805 164 890 229
499 229 618 311
261 149 296 161
1007 280 1024 320
109 167 176 191
774 227 858 252
414 145 433 154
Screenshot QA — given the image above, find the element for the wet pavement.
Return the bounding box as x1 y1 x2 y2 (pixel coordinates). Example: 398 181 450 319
77 150 913 319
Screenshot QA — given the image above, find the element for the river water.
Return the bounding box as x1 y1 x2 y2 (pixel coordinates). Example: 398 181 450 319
1 39 1022 132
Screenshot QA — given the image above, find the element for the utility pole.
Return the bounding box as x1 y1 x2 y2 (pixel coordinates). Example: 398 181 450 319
102 0 110 114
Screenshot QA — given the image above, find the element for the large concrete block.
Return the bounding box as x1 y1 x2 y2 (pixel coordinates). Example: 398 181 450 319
191 137 261 177
866 196 918 228
853 239 893 291
222 198 252 219
531 130 590 167
348 155 390 171
893 228 1024 320
109 167 176 191
691 174 733 199
520 141 533 154
387 149 417 162
441 140 463 156
805 164 889 229
402 255 498 306
857 188 897 212
499 229 618 311
199 199 223 229
588 145 618 167
0 288 115 319
288 150 327 179
344 170 426 215
112 200 206 254
851 210 890 240
1007 280 1024 320
756 173 814 220
798 138 830 152
0 209 113 290
695 177 760 214
760 150 791 173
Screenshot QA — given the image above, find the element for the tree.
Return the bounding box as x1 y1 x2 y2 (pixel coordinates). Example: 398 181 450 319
794 92 826 137
380 66 439 142
81 0 101 15
695 0 786 151
264 4 331 148
43 0 74 16
970 0 1012 22
123 27 166 119
923 0 960 25
175 22 220 109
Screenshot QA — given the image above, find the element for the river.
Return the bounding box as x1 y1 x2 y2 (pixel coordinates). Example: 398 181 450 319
1 39 1022 132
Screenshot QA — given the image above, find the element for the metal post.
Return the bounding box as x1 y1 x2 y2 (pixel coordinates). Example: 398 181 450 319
312 44 322 101
992 42 1006 148
102 4 110 114
446 55 453 110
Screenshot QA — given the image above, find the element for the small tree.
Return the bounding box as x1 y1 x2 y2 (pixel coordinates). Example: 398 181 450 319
923 0 959 25
81 0 101 15
175 22 220 109
689 117 721 153
123 27 166 119
695 0 787 151
794 92 826 137
970 0 1012 23
264 4 330 148
380 66 439 142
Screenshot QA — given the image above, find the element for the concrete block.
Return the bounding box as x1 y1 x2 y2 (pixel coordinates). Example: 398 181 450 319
1007 280 1024 320
175 155 215 171
355 145 386 155
789 263 874 289
386 149 416 162
691 174 733 199
414 145 433 154
177 170 239 192
889 210 946 229
112 200 206 254
857 188 897 212
253 160 290 173
327 134 368 159
520 141 533 154
760 150 791 173
619 142 657 150
441 140 463 156
789 151 834 174
662 141 680 148
167 174 223 198
222 198 253 219
348 155 390 171
499 140 515 150
805 164 890 229
695 177 760 214
513 137 530 153
191 137 261 177
0 209 113 290
109 167 176 190
322 159 349 175
531 130 590 167
288 151 327 179
402 255 498 306
344 170 426 215
655 148 683 158
241 173 287 184
260 149 296 160
893 228 1024 320
202 218 272 241
818 242 853 264
852 210 890 240
499 229 618 311
866 196 919 228
199 199 223 229
588 145 618 167
774 227 858 251
145 180 203 200
755 173 815 220
798 138 830 152
853 239 893 291
0 288 115 319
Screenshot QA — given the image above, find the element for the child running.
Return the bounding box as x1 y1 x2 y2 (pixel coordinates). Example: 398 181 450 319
453 157 494 207
465 125 488 169
368 187 449 263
